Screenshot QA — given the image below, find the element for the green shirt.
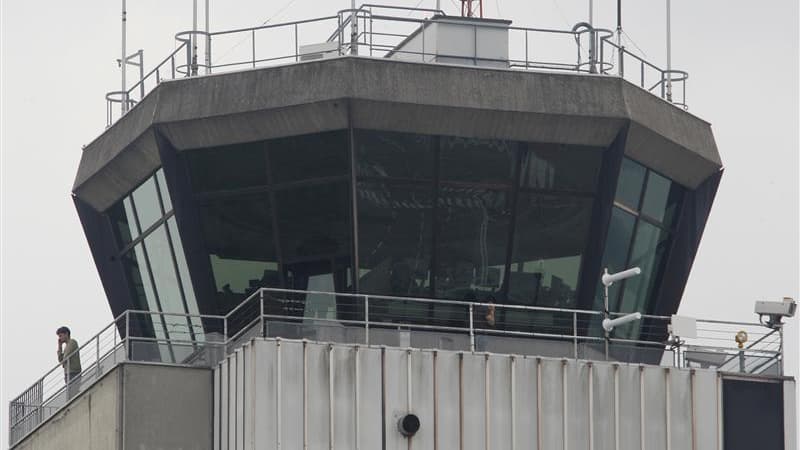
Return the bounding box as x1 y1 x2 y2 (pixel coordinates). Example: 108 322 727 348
58 338 82 375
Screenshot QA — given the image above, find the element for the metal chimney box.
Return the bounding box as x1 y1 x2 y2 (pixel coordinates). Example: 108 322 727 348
387 15 511 68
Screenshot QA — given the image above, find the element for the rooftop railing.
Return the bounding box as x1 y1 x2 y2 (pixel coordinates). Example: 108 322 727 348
104 4 688 127
8 287 782 447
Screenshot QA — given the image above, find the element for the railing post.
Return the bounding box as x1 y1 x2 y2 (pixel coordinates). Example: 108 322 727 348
96 336 101 377
573 312 578 358
113 320 118 365
469 303 475 352
259 289 265 338
778 326 784 375
251 29 256 68
364 295 370 345
125 310 131 361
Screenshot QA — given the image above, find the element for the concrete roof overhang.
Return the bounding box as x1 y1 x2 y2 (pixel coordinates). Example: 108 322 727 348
73 56 721 211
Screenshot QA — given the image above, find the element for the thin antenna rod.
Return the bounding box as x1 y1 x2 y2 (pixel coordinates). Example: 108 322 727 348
192 0 198 75
205 0 210 74
589 0 594 26
121 0 127 114
666 0 672 101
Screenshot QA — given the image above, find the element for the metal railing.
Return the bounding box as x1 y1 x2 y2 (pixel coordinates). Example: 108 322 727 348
10 287 776 447
104 4 688 127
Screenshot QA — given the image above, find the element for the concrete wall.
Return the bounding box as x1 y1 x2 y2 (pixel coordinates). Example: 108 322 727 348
12 363 213 450
14 368 120 450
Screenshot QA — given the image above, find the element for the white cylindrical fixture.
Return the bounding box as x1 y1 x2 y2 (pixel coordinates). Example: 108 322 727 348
601 267 641 287
602 312 642 332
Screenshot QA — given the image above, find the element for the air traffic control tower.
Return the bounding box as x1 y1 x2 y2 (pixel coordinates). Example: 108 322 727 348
10 3 796 450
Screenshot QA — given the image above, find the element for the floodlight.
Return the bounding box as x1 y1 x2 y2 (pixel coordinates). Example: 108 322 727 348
602 312 642 332
601 267 641 287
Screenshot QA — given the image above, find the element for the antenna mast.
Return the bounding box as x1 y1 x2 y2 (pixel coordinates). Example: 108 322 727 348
460 0 483 18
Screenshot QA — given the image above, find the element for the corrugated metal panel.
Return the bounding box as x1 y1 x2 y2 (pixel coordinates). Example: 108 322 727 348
643 366 667 450
592 363 615 450
617 364 642 450
435 350 461 450
669 368 692 450
513 356 538 450
461 353 487 450
214 338 753 450
488 355 512 450
540 358 564 450
692 369 718 449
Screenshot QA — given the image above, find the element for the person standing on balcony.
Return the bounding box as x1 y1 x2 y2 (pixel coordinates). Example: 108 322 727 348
56 326 82 398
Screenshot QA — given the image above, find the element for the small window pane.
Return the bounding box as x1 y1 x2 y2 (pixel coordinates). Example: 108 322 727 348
123 244 170 361
131 176 162 232
615 158 646 210
509 194 594 307
434 185 512 299
356 129 435 180
641 172 683 227
155 169 173 213
520 143 603 193
187 141 268 193
268 131 349 184
439 137 517 185
144 225 193 342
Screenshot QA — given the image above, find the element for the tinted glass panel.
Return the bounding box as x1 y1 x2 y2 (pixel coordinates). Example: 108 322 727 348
615 158 646 209
275 182 352 262
199 193 279 311
435 185 511 299
439 137 517 185
641 172 683 227
187 141 268 193
520 143 602 193
356 129 435 180
131 176 162 232
155 168 173 213
357 180 433 297
143 226 187 319
108 197 138 248
269 131 349 184
617 221 670 317
168 217 203 335
595 207 637 310
509 193 593 307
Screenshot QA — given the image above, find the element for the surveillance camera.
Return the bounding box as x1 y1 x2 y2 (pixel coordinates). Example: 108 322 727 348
755 298 796 329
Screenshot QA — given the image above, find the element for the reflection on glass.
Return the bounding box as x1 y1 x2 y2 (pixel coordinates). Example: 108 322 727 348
199 193 279 312
357 181 433 297
520 143 602 193
508 193 593 307
131 243 170 361
356 130 435 180
595 207 637 310
641 171 683 227
268 131 349 184
155 169 173 213
618 221 670 314
439 137 517 184
168 217 203 336
435 186 511 299
144 226 192 342
615 158 646 209
275 182 352 262
187 141 268 193
108 197 139 248
131 176 162 232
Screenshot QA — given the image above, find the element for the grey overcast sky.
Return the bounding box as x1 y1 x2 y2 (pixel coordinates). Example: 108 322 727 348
1 0 798 446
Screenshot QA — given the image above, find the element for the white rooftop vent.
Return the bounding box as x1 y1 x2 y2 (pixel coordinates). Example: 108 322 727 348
387 15 511 68
299 42 340 61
